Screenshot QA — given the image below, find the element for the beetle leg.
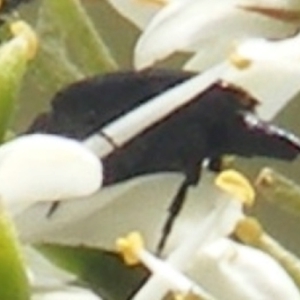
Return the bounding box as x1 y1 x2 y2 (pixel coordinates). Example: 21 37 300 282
156 161 202 256
156 178 191 256
46 201 60 218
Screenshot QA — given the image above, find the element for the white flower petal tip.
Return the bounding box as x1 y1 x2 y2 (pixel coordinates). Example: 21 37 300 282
221 36 300 120
10 20 38 60
229 37 300 65
0 134 102 214
116 231 144 266
134 0 300 70
215 170 255 206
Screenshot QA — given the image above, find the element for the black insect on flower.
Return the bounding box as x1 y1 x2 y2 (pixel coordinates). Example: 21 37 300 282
27 69 300 254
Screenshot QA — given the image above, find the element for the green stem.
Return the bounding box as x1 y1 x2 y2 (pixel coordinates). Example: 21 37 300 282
0 36 29 142
0 203 29 299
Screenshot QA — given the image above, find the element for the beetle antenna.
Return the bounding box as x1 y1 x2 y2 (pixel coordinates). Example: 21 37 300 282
156 178 191 255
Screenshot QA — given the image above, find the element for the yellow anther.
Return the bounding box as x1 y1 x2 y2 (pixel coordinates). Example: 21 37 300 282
10 21 38 60
215 169 255 206
229 52 252 70
116 231 144 266
235 217 263 244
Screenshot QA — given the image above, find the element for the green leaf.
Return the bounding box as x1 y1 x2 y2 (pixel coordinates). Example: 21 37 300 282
31 0 117 91
0 204 30 300
37 244 148 300
15 0 119 128
41 0 117 72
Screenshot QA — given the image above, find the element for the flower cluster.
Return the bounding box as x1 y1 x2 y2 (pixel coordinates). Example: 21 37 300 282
1 0 300 300
115 171 300 300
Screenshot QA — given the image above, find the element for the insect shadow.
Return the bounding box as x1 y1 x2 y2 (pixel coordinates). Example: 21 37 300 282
27 69 300 254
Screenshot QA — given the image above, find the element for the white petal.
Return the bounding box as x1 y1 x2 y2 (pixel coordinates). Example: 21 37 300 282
184 40 232 71
17 172 228 254
222 35 300 120
188 238 300 300
0 134 102 215
136 249 214 299
134 0 300 69
32 286 102 300
132 194 243 300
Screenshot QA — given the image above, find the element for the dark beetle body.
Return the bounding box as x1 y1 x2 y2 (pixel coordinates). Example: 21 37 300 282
28 69 300 185
28 69 300 252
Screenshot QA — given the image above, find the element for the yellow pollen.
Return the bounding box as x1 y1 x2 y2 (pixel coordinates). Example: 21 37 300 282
235 217 263 244
10 21 39 60
215 169 255 206
229 52 252 70
116 231 144 266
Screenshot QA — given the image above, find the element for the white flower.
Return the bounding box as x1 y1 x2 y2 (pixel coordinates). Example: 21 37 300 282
220 32 300 120
130 0 300 70
104 0 300 123
131 170 249 300
119 235 300 300
0 134 102 215
188 238 300 300
115 171 300 300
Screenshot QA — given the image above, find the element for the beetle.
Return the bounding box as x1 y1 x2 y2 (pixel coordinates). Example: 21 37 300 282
27 69 300 253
